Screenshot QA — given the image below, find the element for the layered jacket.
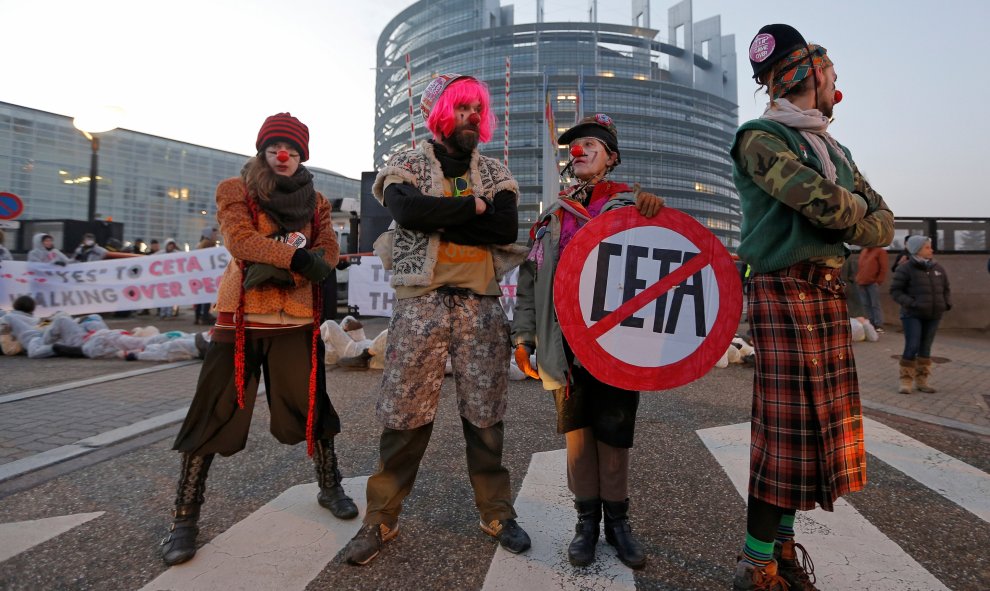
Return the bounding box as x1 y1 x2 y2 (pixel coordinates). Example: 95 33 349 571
890 257 951 320
372 141 527 287
513 184 636 390
731 119 894 272
213 177 338 319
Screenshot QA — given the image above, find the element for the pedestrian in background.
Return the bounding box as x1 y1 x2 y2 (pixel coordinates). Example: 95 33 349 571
194 227 219 325
890 235 951 394
27 233 70 265
73 233 108 262
0 230 12 261
159 112 357 567
854 246 889 333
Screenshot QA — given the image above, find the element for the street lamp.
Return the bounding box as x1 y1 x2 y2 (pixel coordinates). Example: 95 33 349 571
73 107 122 221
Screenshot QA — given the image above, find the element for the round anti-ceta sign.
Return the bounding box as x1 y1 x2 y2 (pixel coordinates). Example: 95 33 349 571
554 207 742 391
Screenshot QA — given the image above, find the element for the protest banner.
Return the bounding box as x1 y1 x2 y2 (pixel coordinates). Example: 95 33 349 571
347 256 518 320
0 247 229 315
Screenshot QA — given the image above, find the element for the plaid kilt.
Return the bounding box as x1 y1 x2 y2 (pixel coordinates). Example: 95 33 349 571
747 262 866 511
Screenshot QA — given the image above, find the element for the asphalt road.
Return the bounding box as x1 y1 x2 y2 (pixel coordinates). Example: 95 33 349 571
0 314 987 590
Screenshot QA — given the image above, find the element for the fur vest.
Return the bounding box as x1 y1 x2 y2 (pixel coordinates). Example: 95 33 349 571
372 142 528 287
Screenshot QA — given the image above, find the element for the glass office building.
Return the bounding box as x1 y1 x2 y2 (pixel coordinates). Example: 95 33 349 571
0 101 359 251
375 0 740 246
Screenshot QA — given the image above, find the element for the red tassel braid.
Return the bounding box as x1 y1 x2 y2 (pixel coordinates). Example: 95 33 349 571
236 187 324 457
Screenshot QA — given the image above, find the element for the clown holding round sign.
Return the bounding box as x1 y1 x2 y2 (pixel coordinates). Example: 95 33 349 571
513 113 739 571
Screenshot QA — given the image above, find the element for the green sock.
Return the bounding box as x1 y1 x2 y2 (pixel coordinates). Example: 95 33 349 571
742 532 775 567
776 513 796 544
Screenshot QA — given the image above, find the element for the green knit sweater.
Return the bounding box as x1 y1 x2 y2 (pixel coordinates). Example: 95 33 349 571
731 119 858 273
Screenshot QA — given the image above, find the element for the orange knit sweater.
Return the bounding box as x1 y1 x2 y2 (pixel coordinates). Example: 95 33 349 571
213 177 339 318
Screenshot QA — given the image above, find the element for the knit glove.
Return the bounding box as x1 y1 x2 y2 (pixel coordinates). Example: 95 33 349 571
514 343 540 379
633 186 664 218
290 248 332 283
242 263 295 290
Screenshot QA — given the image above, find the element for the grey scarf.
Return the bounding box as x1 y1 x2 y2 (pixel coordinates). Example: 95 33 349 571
761 98 851 183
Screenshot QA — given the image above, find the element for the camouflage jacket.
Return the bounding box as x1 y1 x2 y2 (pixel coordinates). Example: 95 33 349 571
731 119 894 273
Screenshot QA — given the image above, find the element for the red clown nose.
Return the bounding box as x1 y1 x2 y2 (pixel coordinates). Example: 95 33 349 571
569 145 584 158
834 90 843 104
276 150 290 163
467 113 481 126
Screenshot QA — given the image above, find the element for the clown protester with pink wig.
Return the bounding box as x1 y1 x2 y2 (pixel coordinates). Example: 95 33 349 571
341 74 531 566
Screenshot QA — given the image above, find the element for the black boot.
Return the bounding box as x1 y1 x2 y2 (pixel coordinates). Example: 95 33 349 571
602 499 646 569
160 453 214 566
567 498 601 567
314 438 359 519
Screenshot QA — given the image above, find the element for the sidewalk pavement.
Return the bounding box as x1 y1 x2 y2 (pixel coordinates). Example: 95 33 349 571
851 325 990 435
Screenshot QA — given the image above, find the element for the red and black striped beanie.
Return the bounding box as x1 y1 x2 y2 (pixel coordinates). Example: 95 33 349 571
256 113 310 162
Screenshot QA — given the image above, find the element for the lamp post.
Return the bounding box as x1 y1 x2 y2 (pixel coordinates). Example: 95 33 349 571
73 107 121 222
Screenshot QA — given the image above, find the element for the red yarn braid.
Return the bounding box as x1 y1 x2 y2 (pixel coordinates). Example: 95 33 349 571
305 208 322 457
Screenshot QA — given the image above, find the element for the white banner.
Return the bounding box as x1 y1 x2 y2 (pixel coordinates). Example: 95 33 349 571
0 247 230 315
347 256 518 320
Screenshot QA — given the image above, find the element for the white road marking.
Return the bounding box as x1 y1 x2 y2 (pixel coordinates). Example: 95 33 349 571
864 417 990 523
139 477 366 591
697 422 949 591
482 449 635 591
0 512 104 563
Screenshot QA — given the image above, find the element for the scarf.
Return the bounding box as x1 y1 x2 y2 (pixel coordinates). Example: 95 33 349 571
257 166 317 232
431 140 471 177
761 98 851 183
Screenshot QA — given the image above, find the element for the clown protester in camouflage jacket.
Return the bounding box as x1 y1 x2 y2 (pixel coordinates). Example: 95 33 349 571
729 25 894 591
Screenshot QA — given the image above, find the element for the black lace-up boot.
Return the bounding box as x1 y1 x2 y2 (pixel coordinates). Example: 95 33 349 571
314 438 359 519
160 453 214 566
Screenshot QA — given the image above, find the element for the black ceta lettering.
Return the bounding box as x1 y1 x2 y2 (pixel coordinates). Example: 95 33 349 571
651 248 682 333
620 245 649 328
664 251 707 337
590 241 623 321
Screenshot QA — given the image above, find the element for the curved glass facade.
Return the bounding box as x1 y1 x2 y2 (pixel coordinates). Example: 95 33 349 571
375 0 740 246
0 102 359 251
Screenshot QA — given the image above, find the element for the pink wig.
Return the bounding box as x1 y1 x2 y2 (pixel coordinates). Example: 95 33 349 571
426 78 496 143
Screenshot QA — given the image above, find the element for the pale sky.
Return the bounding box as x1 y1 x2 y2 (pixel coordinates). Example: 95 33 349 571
3 0 987 218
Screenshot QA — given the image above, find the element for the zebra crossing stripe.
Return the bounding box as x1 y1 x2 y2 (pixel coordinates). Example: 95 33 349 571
139 478 367 591
697 422 949 591
864 417 990 523
482 449 634 591
0 512 104 563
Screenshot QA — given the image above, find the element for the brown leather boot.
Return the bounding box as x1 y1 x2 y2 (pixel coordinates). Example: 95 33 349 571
898 358 916 394
733 558 787 590
775 539 819 590
915 357 936 393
